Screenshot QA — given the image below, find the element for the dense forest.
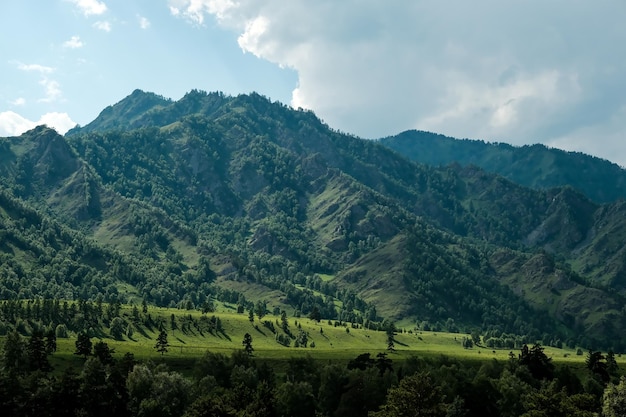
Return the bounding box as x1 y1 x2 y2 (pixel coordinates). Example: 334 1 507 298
2 323 626 417
2 89 626 352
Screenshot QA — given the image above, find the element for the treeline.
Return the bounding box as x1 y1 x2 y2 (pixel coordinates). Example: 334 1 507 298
2 334 626 416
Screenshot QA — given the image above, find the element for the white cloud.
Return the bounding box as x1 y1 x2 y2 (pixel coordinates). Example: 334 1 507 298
168 0 626 164
12 62 62 103
138 16 151 29
63 35 85 49
17 63 55 74
93 20 111 32
67 0 107 17
38 112 77 134
38 78 63 103
0 111 35 136
0 111 75 136
10 98 26 106
168 0 237 25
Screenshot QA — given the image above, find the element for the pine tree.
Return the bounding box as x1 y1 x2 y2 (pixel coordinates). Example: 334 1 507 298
74 331 93 358
155 330 169 355
44 328 57 354
28 329 51 372
242 333 254 356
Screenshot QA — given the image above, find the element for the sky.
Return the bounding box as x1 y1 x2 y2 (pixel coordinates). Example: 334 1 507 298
1 1 626 166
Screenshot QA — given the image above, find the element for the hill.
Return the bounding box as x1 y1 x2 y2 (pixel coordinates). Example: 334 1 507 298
379 130 626 203
2 90 626 349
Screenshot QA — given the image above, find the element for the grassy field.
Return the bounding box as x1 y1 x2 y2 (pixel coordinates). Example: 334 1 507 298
16 304 620 376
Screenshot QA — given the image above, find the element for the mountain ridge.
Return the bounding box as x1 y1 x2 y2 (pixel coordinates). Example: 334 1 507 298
379 129 626 204
3 89 626 349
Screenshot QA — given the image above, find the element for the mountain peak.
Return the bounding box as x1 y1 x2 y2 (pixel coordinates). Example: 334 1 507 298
67 89 172 135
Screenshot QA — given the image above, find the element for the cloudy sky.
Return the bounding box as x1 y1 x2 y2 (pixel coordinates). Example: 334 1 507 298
2 1 626 166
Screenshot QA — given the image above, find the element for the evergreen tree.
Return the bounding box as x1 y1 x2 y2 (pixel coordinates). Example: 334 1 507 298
518 343 554 381
586 349 609 382
44 328 57 354
93 341 115 365
27 329 51 372
155 330 169 355
386 322 396 351
242 333 254 356
75 331 93 358
255 300 267 320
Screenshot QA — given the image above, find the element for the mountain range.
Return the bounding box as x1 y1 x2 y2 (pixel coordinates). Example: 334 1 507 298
2 89 626 349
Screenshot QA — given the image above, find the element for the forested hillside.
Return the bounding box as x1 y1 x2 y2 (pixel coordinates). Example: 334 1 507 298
380 130 626 203
2 89 626 350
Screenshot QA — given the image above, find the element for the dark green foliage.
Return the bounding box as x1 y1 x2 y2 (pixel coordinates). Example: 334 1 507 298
44 328 56 354
370 372 447 417
1 329 27 374
93 341 115 365
27 329 51 372
385 321 396 351
519 344 555 382
586 350 610 383
109 317 126 340
242 332 253 355
74 331 92 358
155 330 169 355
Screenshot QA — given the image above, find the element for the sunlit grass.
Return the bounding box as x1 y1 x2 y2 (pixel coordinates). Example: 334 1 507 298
31 305 624 375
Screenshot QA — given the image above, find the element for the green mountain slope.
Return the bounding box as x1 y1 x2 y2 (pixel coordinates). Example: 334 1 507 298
3 90 626 349
379 130 626 203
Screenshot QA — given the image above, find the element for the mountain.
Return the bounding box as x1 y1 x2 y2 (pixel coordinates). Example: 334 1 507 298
379 130 626 204
3 89 626 349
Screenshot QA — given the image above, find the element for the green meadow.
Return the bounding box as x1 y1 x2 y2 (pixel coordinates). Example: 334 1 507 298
28 304 618 375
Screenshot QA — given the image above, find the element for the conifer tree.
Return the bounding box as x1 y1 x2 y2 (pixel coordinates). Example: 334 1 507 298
155 330 169 355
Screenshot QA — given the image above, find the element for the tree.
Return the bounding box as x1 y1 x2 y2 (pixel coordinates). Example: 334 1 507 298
155 330 169 355
586 349 609 382
27 329 51 372
308 306 321 322
201 300 215 314
603 376 626 417
606 350 619 376
1 329 27 375
370 372 446 417
248 308 255 323
242 333 254 356
518 343 554 381
275 381 316 417
520 380 596 417
281 311 289 333
255 300 267 320
93 341 115 365
385 321 396 351
75 331 93 358
110 317 126 340
375 352 393 376
44 327 57 354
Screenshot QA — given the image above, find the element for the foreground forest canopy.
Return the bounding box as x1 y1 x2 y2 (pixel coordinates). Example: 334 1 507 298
1 88 626 355
2 308 626 417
